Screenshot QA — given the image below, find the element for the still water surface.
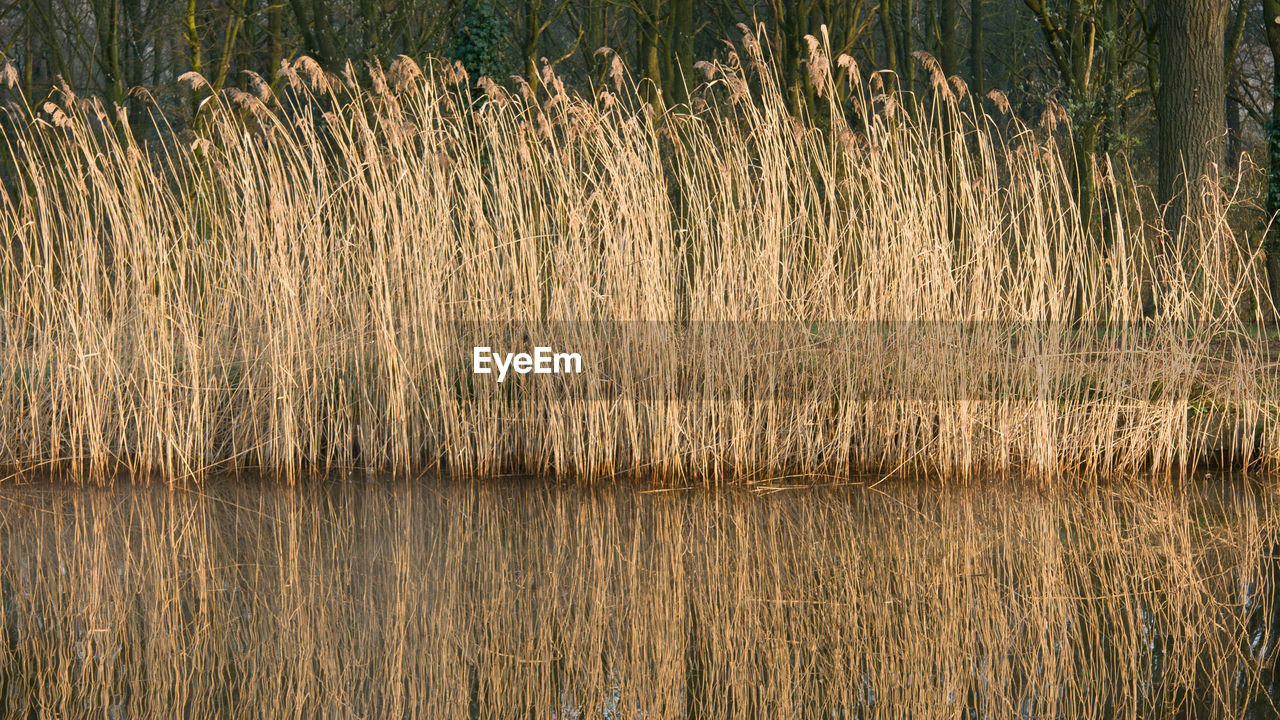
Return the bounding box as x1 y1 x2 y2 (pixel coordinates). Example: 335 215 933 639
0 476 1278 719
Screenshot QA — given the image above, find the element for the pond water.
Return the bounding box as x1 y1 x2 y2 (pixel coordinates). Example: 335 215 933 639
0 476 1278 719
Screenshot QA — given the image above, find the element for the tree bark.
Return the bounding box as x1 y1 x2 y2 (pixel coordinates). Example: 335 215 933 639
635 0 663 104
939 0 957 77
288 0 339 66
268 1 283 75
1074 121 1098 236
211 2 244 91
969 0 983 96
665 0 692 101
880 0 899 79
1222 0 1246 170
1155 0 1227 240
91 0 125 106
22 0 34 91
1263 0 1280 316
1100 0 1119 151
524 0 542 89
310 0 339 65
893 0 914 91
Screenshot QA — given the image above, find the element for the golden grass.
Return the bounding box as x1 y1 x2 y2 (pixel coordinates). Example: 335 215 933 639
0 479 1277 717
0 32 1274 483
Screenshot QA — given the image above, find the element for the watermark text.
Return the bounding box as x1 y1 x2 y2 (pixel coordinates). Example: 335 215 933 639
473 346 583 382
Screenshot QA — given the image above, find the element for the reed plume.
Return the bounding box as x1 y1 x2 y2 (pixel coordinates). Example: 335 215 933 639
0 37 1271 483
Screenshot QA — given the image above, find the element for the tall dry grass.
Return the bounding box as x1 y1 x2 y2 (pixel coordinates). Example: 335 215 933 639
0 30 1274 483
0 479 1278 718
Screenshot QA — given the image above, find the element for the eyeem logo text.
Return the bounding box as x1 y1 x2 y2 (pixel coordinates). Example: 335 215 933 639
473 346 583 382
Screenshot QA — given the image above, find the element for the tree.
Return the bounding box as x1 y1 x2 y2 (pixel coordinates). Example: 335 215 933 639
288 0 341 66
1264 0 1280 311
667 0 693 98
1155 0 1227 240
879 0 915 91
765 0 816 111
969 0 983 95
635 0 664 101
937 0 957 77
814 0 874 107
450 0 507 79
511 0 576 90
88 0 125 105
1022 0 1147 234
185 0 203 74
1223 0 1247 169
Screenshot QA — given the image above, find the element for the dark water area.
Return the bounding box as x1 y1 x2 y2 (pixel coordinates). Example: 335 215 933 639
0 476 1279 719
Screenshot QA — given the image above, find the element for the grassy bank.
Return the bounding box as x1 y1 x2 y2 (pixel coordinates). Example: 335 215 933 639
0 35 1274 483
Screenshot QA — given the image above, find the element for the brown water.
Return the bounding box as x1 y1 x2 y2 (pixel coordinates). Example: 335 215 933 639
0 477 1278 719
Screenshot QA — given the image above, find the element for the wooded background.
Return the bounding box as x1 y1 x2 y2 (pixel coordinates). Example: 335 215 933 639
2 1 1278 278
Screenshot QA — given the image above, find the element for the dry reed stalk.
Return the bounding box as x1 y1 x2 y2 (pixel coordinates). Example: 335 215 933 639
0 35 1274 484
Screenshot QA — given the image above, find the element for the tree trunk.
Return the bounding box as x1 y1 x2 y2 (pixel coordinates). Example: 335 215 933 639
310 0 339 65
1223 0 1246 170
636 0 663 104
121 0 143 95
777 0 809 113
1100 0 1119 151
896 0 915 91
1263 0 1280 317
22 2 34 91
939 0 957 77
92 0 125 106
1225 94 1240 170
288 0 339 66
268 1 283 75
586 0 607 58
673 0 692 95
524 0 542 90
361 0 378 56
1074 121 1098 236
969 0 983 96
880 0 899 79
1156 0 1226 240
211 3 244 91
185 0 203 73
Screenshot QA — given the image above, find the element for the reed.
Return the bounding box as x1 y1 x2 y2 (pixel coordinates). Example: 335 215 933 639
0 31 1273 483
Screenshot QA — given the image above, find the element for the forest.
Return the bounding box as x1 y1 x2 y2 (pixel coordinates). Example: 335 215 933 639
3 1 1278 244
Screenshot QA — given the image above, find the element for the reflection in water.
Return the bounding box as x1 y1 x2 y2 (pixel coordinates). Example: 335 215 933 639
0 478 1278 719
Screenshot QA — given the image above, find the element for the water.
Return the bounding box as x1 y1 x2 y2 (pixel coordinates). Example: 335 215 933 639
0 476 1278 719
